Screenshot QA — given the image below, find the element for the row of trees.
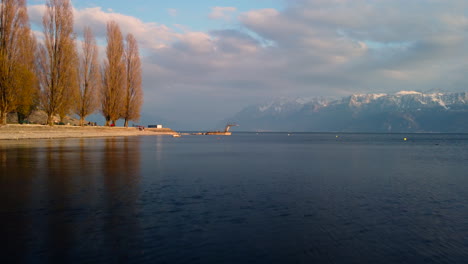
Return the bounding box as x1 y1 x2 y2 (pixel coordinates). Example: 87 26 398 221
0 0 143 126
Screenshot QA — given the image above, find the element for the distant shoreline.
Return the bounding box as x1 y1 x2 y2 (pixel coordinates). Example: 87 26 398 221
0 124 178 140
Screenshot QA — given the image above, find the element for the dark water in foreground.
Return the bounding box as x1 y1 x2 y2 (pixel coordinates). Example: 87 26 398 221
2 133 468 263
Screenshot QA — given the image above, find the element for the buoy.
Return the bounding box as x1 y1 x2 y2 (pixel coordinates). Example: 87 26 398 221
336 135 339 138
404 138 407 141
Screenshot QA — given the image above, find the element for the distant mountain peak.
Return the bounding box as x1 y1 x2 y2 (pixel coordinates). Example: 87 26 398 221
226 91 468 132
396 91 422 96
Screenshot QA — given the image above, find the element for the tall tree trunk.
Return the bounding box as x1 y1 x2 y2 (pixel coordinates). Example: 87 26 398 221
17 112 26 124
17 112 22 124
1 112 7 125
47 115 54 126
80 117 84 126
124 119 129 127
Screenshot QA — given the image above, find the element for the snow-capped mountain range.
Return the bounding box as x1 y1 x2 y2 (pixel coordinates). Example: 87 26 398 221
226 91 468 132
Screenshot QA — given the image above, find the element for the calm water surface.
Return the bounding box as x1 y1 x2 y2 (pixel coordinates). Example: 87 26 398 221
2 133 468 263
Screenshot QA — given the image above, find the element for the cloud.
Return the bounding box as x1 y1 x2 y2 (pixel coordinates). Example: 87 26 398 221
29 5 179 50
27 0 468 129
239 0 468 92
209 6 237 20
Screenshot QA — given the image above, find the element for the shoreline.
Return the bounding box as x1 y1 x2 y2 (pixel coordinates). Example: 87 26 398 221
0 124 178 140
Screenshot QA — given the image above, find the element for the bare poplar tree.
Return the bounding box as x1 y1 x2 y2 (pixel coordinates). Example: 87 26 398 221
57 36 79 125
122 34 142 127
75 27 100 126
102 21 125 126
37 0 77 125
0 0 36 125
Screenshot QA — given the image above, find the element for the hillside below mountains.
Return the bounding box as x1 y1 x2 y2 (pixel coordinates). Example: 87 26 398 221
227 91 468 132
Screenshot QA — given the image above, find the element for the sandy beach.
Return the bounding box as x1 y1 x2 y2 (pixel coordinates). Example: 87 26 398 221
0 124 178 140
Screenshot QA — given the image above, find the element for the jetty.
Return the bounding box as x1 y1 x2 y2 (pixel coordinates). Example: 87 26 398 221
205 124 238 136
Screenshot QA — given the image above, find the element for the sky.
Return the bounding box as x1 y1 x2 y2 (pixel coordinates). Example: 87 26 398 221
27 0 468 130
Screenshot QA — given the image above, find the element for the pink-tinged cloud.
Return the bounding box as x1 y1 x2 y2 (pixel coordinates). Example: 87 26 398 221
209 6 237 20
29 5 179 50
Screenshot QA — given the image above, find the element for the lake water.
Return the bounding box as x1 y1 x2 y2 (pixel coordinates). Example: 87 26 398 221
2 133 468 263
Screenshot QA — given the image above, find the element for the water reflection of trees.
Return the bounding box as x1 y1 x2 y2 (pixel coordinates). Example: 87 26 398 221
0 143 39 263
0 137 143 262
101 137 143 261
